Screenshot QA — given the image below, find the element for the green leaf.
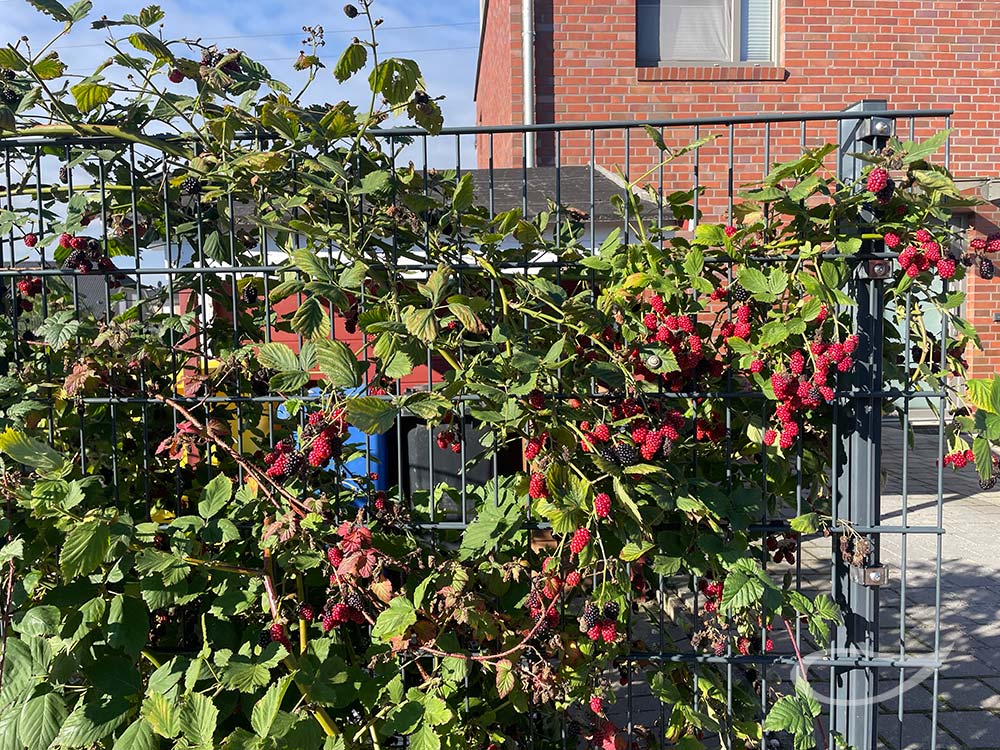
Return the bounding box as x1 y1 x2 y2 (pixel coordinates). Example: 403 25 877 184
71 81 112 113
409 724 440 750
736 267 770 295
251 675 292 737
973 436 995 483
643 123 667 151
453 173 474 211
268 370 310 393
37 311 81 350
19 692 67 750
683 248 704 279
55 696 131 747
257 343 301 373
334 42 367 83
13 605 60 636
220 659 271 693
902 129 951 165
346 397 398 435
128 32 173 61
403 308 438 344
199 474 232 519
372 597 416 643
357 170 390 196
966 377 1000 415
107 595 148 657
32 55 66 80
0 49 29 72
721 559 777 614
763 683 820 750
26 0 73 22
179 692 218 748
60 517 111 581
693 223 727 247
369 58 420 105
620 542 655 562
0 428 65 472
789 513 820 534
495 658 516 699
759 321 789 348
142 693 178 739
291 296 326 338
67 0 92 21
0 106 14 133
112 720 157 750
316 340 362 389
808 594 841 643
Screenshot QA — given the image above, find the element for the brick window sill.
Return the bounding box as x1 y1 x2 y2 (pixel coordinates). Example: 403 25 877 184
637 64 787 82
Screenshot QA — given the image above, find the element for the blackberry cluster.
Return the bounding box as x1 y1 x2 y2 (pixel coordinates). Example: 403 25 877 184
979 257 995 280
241 280 258 306
729 282 751 303
600 442 639 467
200 48 224 67
63 237 124 287
180 176 202 195
344 590 364 611
0 76 18 107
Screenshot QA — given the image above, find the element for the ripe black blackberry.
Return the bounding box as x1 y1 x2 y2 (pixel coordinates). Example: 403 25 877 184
808 385 822 403
979 257 995 280
64 248 88 269
0 84 18 106
344 590 364 611
58 166 68 184
962 254 976 268
343 3 359 17
602 601 620 620
874 178 895 203
605 442 639 467
283 451 305 476
980 473 998 491
582 602 599 630
729 283 751 303
241 280 258 306
181 176 202 195
153 532 169 551
257 629 273 647
0 69 13 82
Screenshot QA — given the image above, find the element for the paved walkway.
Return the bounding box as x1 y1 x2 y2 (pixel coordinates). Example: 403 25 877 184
873 424 1000 750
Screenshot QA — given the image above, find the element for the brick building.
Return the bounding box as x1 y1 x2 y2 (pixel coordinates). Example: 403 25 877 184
474 0 1000 376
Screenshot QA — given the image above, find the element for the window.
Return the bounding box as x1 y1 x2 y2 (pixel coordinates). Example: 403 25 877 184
637 0 776 65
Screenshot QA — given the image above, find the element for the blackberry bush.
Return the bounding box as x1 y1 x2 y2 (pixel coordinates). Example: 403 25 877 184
0 3 996 750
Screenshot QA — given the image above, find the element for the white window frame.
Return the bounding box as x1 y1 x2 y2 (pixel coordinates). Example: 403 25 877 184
636 0 779 66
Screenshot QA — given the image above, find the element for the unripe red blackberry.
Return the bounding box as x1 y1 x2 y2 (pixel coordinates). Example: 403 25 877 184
297 603 316 621
737 637 751 656
330 603 351 623
592 423 611 442
565 570 581 587
914 228 932 243
763 428 777 446
524 436 542 460
327 546 343 567
984 234 1000 253
724 224 738 238
589 696 604 714
23 233 37 248
865 167 888 194
750 359 764 374
937 257 957 279
883 232 901 249
789 350 805 376
599 621 617 643
168 68 184 83
269 623 286 642
528 472 548 499
527 390 545 409
321 612 336 632
594 492 612 518
569 528 590 555
970 237 988 252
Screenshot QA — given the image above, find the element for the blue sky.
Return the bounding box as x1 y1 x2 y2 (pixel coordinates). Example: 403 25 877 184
2 0 482 162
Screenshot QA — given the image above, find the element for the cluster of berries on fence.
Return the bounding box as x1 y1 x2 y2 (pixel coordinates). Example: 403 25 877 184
263 408 348 478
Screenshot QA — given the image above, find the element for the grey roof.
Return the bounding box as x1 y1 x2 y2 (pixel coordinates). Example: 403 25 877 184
466 165 668 224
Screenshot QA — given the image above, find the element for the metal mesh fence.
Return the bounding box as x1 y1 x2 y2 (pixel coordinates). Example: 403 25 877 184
0 106 954 750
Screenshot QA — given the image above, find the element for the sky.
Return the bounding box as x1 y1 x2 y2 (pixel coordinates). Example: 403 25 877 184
0 0 482 164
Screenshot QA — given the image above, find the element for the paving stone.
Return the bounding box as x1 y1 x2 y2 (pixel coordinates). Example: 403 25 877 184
935 678 1000 710
938 709 1000 748
877 712 962 750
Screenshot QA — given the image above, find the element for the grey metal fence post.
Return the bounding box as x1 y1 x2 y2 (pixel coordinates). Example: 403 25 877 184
832 100 893 750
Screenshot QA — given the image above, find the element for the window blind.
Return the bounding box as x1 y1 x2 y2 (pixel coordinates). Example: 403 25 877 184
741 0 772 61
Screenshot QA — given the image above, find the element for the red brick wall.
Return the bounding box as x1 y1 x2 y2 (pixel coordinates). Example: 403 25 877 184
475 0 1000 377
475 0 523 166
